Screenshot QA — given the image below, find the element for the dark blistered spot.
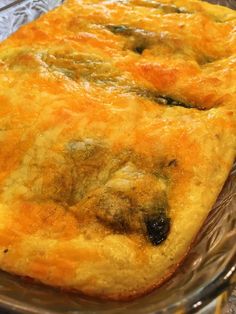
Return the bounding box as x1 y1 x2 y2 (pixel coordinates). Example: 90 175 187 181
132 1 189 14
3 249 8 254
133 45 146 54
172 6 189 14
168 159 177 167
198 55 219 66
157 3 188 14
154 95 189 107
107 25 157 54
155 95 207 110
132 88 207 111
145 213 170 245
106 25 132 36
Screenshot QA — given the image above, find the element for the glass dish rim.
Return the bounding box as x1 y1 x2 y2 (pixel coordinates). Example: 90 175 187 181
0 0 28 12
0 0 235 313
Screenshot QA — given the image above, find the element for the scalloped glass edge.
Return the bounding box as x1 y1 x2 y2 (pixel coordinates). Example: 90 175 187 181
0 0 63 42
0 1 235 314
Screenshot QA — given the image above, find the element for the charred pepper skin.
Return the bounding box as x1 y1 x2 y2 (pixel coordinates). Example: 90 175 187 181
145 213 171 245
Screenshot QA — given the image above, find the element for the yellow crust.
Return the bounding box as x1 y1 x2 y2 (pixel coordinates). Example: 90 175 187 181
0 0 235 300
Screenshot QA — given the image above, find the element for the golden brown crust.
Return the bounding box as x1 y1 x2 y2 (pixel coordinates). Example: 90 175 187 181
0 0 235 300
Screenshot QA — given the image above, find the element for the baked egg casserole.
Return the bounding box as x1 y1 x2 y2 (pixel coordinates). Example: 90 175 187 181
0 0 235 300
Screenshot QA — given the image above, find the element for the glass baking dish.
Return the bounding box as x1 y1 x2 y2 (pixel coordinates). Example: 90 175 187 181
0 0 235 313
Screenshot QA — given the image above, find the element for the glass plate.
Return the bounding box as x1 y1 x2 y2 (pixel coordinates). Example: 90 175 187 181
0 0 63 41
0 1 235 313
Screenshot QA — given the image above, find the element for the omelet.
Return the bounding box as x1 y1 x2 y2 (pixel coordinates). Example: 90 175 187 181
0 0 235 300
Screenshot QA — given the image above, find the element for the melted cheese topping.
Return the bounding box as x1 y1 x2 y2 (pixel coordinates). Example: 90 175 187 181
0 0 235 300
